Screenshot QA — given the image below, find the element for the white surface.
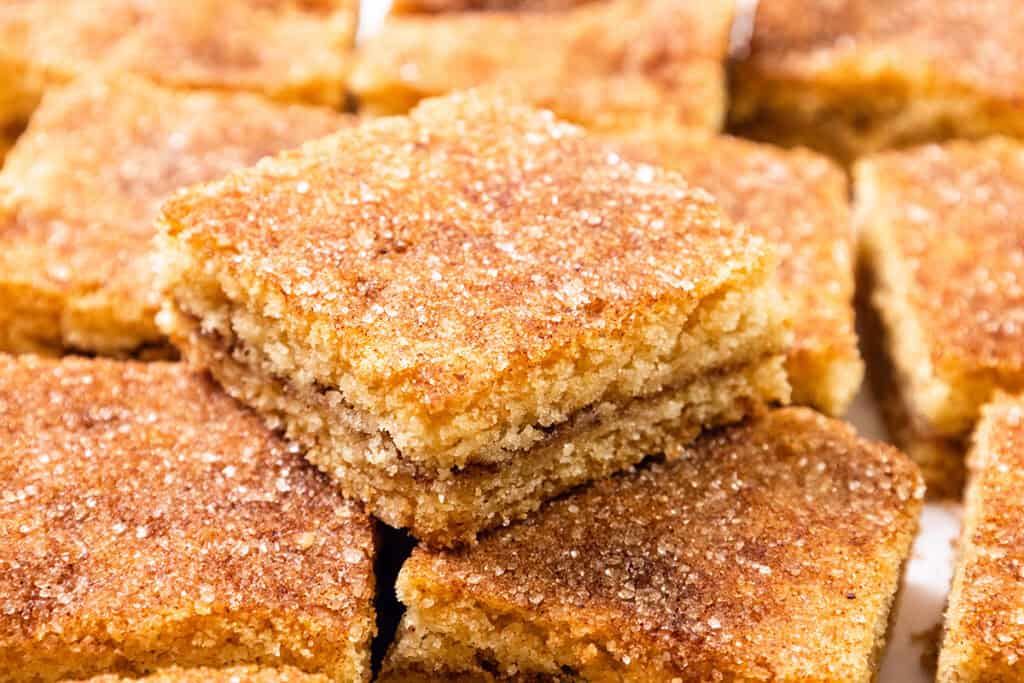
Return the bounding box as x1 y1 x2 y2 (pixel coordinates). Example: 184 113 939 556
846 383 962 682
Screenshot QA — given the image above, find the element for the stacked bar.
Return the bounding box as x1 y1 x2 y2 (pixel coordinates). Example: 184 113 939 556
601 128 862 415
351 0 734 131
0 0 356 143
382 408 923 681
0 75 350 356
939 393 1024 681
857 138 1024 496
731 0 1024 164
157 90 792 546
0 355 376 682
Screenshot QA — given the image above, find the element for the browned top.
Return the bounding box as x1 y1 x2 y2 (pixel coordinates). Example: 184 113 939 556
856 138 1024 378
0 0 355 106
943 393 1024 674
745 0 1024 103
351 0 733 131
0 355 375 658
0 75 350 345
160 90 769 420
602 129 855 373
80 666 330 682
403 408 923 680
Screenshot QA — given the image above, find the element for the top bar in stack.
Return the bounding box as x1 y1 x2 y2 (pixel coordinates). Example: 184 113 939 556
857 137 1024 496
731 0 1024 164
157 90 792 546
601 129 861 415
350 0 734 132
0 0 356 140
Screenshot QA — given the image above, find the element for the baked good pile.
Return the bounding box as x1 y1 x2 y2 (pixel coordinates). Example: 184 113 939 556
1 1 1021 681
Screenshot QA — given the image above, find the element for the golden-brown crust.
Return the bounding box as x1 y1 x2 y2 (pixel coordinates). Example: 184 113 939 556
78 666 331 683
856 138 1024 430
939 393 1024 681
351 0 732 131
396 408 924 681
158 89 776 450
743 0 1024 104
0 354 376 681
0 0 356 108
600 129 861 414
0 75 351 355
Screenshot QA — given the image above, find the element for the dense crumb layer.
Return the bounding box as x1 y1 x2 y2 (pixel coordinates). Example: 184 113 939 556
601 128 861 415
159 89 787 467
939 393 1024 681
384 408 923 682
78 666 330 683
163 285 788 544
730 0 1024 161
857 138 1024 442
350 0 732 131
0 355 376 682
0 0 355 122
0 75 350 356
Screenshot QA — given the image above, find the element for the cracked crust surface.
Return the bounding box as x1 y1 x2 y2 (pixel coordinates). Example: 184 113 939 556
158 90 791 544
0 0 355 134
857 139 1024 489
0 75 350 356
351 0 732 131
0 355 376 682
601 129 861 415
383 408 923 682
730 0 1024 162
939 393 1024 682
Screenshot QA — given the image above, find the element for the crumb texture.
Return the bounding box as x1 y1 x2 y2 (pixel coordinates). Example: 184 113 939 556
390 408 923 682
350 0 732 130
159 89 780 459
0 75 350 355
602 129 860 414
939 393 1024 682
0 355 375 682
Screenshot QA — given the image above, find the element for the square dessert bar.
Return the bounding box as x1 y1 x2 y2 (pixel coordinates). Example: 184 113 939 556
938 393 1024 682
0 75 350 356
78 666 329 683
350 0 733 132
856 138 1024 496
0 0 356 138
0 355 376 682
157 90 792 547
602 129 861 415
382 408 924 682
731 0 1024 164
